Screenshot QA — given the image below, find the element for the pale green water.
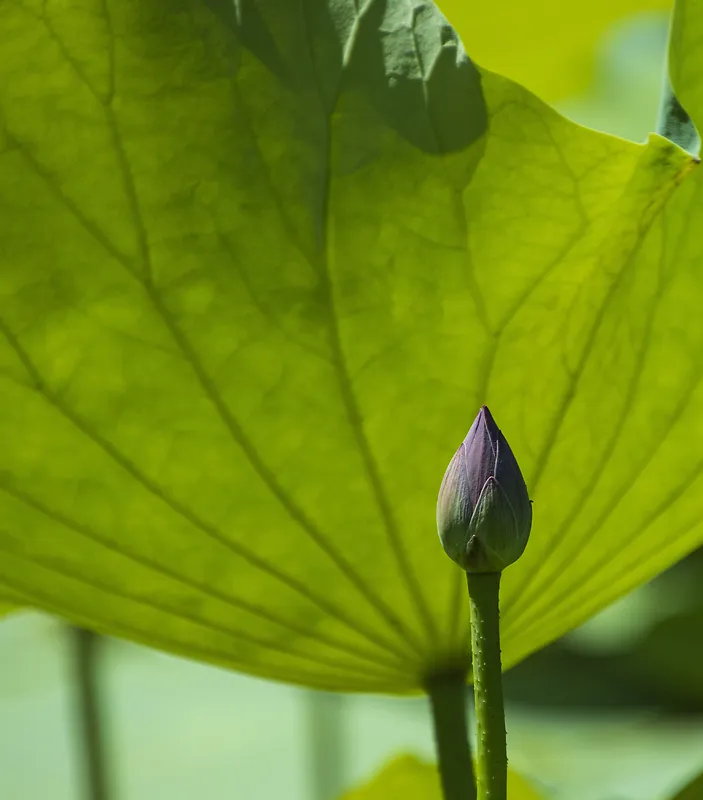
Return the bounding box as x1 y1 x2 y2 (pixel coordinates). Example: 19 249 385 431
2 612 703 799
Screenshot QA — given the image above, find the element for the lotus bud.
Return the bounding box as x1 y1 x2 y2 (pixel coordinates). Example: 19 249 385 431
437 405 532 573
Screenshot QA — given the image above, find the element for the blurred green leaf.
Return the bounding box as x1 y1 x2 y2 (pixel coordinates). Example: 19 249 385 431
1 0 703 694
670 766 703 800
340 755 543 800
0 588 22 617
438 0 671 102
613 611 703 709
670 0 703 122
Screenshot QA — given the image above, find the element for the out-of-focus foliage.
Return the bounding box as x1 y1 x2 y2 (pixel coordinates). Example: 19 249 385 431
339 755 543 800
670 765 703 800
611 611 703 708
1 0 703 694
438 0 671 101
670 0 703 118
0 591 21 618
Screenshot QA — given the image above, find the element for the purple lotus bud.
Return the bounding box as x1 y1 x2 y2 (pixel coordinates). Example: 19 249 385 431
437 405 532 573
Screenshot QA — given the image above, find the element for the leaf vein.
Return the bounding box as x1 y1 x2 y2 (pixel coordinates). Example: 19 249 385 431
0 317 414 661
503 219 671 626
301 0 437 649
0 569 411 690
0 480 405 672
5 109 423 660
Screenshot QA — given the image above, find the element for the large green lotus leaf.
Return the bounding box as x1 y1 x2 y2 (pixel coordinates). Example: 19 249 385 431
1 0 703 693
437 0 671 102
340 755 543 800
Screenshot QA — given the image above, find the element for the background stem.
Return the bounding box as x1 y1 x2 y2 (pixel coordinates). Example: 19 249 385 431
70 626 110 800
305 690 345 800
426 670 476 800
466 572 506 800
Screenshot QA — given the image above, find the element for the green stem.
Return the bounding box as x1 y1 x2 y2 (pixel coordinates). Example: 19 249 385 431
71 627 110 800
466 572 506 800
305 690 345 800
426 670 476 800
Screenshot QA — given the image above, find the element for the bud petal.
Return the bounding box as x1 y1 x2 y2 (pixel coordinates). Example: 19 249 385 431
463 409 497 506
467 476 526 572
437 406 532 573
493 433 532 545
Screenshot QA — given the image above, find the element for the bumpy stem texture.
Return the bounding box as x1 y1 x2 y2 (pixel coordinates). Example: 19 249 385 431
466 572 506 800
426 670 476 800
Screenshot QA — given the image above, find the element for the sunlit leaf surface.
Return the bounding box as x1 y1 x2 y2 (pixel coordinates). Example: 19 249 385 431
340 755 543 800
0 0 702 692
438 0 672 101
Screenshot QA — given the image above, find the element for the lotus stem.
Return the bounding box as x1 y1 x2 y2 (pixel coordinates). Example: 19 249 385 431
71 627 110 800
426 669 476 800
466 572 506 800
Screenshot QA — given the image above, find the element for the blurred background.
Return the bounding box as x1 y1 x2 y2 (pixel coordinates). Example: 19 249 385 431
3 8 702 800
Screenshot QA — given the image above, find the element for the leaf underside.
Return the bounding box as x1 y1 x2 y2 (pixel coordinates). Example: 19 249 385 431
0 0 702 693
